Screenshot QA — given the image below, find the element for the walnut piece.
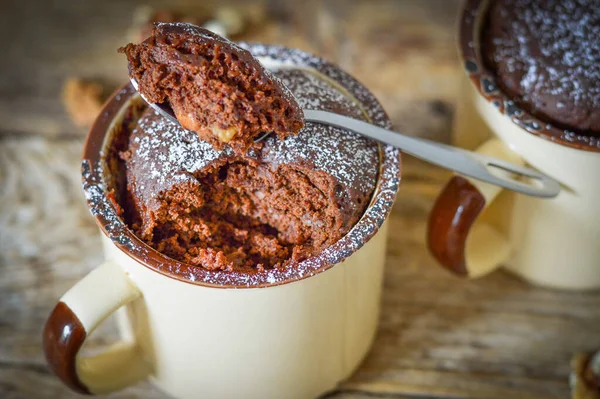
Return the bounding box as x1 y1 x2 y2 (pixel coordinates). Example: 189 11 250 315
62 78 104 127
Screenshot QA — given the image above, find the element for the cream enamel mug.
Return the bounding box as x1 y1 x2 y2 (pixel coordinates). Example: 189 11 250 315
43 46 401 399
427 0 600 290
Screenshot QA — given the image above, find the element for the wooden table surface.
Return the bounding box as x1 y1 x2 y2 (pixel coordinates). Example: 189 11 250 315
1 1 599 398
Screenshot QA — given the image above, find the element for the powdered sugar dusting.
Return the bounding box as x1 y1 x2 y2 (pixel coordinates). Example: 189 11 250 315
128 112 228 212
82 160 135 249
265 125 377 194
264 69 378 195
157 22 243 51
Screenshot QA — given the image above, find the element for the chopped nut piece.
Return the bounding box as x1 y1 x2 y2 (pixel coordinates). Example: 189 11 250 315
62 78 104 127
211 126 238 142
214 7 245 36
571 352 600 399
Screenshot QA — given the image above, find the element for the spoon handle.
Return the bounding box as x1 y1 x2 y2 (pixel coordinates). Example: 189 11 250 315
303 109 560 198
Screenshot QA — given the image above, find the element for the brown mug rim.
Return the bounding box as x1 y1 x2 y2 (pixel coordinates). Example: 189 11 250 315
459 0 600 153
82 44 402 289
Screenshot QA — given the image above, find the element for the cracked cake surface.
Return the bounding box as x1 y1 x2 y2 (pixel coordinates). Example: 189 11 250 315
119 22 305 153
118 68 380 272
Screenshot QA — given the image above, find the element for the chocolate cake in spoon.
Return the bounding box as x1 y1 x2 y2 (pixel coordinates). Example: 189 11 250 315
119 23 305 153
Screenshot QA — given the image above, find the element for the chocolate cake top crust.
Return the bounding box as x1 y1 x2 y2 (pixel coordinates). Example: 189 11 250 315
482 0 600 135
119 23 304 153
122 67 379 272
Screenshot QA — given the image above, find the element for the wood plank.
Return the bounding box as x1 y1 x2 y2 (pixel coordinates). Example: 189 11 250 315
2 137 599 398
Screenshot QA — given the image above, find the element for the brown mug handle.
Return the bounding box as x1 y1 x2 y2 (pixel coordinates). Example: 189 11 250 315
43 261 150 394
427 139 521 277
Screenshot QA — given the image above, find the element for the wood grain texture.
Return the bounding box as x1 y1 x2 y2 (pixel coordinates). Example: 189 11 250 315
0 0 458 140
1 0 600 398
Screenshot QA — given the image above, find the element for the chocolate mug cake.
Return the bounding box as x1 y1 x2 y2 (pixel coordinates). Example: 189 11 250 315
114 68 379 273
481 0 600 138
428 0 600 291
113 23 383 276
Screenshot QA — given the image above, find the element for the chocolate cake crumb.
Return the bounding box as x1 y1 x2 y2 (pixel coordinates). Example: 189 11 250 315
119 22 305 153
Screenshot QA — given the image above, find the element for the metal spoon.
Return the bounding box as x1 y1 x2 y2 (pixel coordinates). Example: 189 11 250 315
130 77 560 198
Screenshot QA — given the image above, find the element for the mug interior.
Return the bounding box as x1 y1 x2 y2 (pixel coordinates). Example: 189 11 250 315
459 0 600 152
82 45 401 288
